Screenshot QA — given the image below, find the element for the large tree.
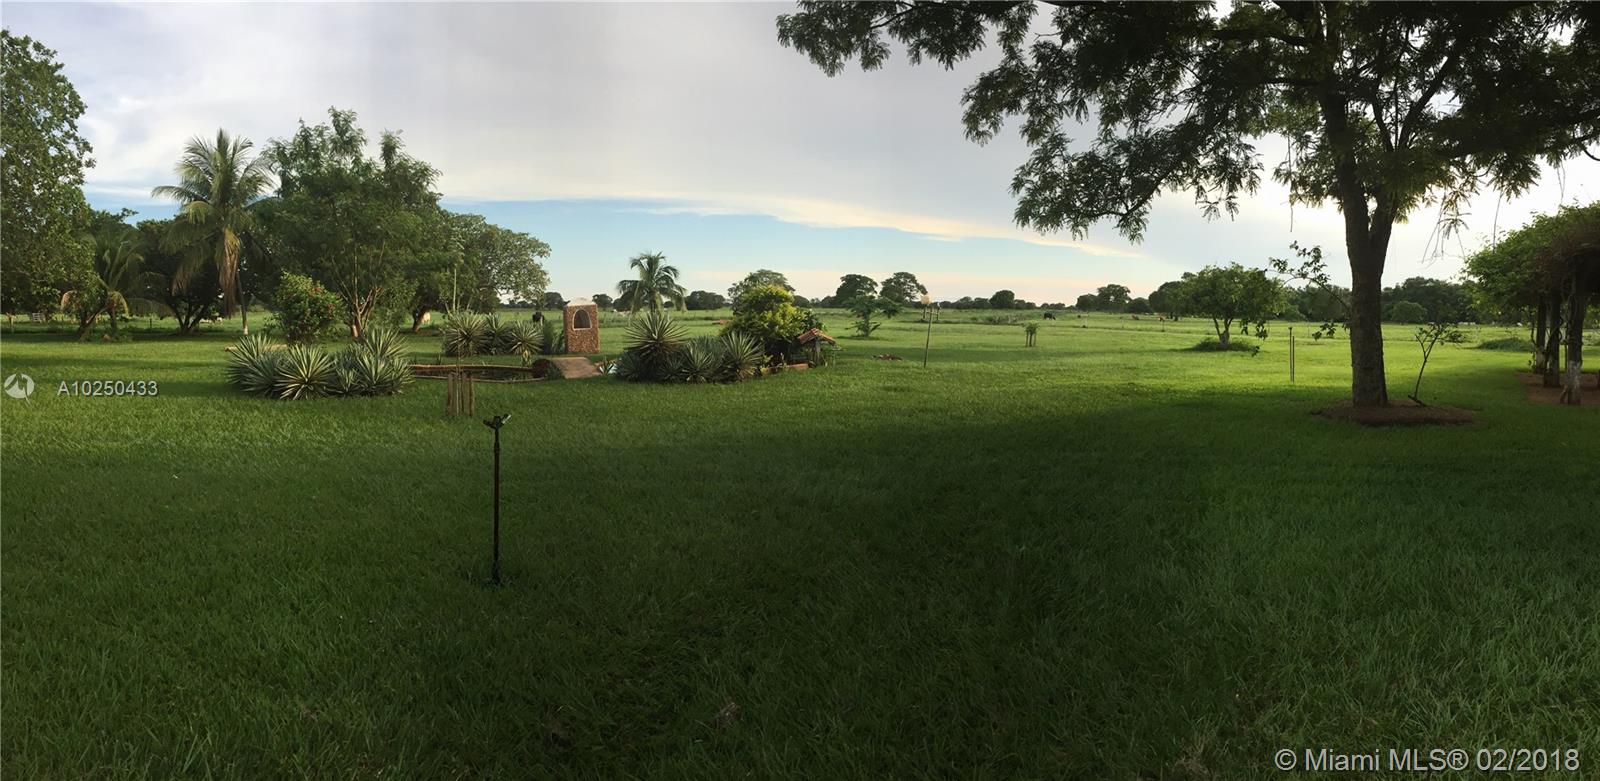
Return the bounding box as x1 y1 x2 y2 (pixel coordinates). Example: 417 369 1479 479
151 129 274 333
136 219 221 335
261 109 443 339
616 251 687 312
728 269 793 305
778 2 1600 406
1183 263 1286 348
879 271 927 304
1 30 94 316
834 273 878 302
409 211 550 328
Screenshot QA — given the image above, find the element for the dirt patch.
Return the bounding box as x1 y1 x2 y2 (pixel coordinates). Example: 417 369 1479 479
1516 371 1599 405
1315 399 1477 427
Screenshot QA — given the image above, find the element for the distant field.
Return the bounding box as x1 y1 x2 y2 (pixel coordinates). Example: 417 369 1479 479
3 310 1597 778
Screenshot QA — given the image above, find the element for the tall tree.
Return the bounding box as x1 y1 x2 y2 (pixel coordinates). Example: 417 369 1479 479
616 251 687 312
879 271 927 304
990 289 1017 309
1149 276 1193 320
728 269 793 304
1095 284 1132 312
1 31 94 316
136 219 221 334
777 2 1600 407
834 273 878 302
62 212 159 339
1182 264 1285 348
261 109 443 338
151 129 274 333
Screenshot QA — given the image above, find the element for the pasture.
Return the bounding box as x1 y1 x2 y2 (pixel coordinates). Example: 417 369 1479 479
2 311 1597 778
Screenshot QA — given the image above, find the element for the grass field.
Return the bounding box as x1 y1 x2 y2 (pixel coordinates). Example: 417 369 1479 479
3 310 1598 778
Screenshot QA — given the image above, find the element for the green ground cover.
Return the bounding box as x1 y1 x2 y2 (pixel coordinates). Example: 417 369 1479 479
2 312 1597 778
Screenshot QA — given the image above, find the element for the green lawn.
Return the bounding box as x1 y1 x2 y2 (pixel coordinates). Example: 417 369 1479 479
3 311 1597 778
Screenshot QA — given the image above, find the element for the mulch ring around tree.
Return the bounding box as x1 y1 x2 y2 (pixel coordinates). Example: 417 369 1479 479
1315 398 1477 427
1516 371 1600 405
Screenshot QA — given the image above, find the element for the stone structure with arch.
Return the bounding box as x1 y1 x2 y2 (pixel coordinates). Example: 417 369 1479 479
564 298 600 354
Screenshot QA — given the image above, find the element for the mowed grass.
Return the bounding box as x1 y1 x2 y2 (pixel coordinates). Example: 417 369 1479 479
2 311 1598 779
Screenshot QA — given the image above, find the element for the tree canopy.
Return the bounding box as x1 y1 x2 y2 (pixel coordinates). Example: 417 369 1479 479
778 1 1600 405
1 30 95 315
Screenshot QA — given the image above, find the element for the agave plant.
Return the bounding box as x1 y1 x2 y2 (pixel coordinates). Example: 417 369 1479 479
329 347 364 396
720 330 765 381
360 327 410 366
441 311 490 357
538 317 566 355
676 336 726 383
273 344 336 399
623 310 686 380
226 333 281 396
485 315 518 355
505 322 545 365
614 350 647 382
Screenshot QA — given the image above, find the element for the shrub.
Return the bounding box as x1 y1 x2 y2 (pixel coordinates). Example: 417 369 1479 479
720 331 764 379
272 273 342 344
539 317 565 355
675 336 726 383
1189 337 1261 355
441 311 489 357
1477 336 1532 351
1388 300 1427 324
226 329 413 399
620 310 687 381
727 284 805 358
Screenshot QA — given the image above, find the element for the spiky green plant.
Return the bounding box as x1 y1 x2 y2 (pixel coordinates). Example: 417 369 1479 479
506 322 545 365
226 333 281 396
622 310 686 380
485 315 517 355
273 344 335 399
676 336 726 383
360 327 409 366
614 350 647 382
329 347 363 396
538 317 565 355
720 330 764 380
441 312 489 357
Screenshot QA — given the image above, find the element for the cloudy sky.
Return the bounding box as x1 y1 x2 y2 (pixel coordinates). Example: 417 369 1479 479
7 2 1597 302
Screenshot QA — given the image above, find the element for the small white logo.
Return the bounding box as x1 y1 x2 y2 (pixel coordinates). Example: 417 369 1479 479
3 373 35 399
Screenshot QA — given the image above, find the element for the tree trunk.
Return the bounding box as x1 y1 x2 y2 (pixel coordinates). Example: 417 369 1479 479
1215 318 1230 347
1543 289 1563 388
1533 299 1548 373
1347 256 1388 406
1561 277 1589 405
411 311 426 333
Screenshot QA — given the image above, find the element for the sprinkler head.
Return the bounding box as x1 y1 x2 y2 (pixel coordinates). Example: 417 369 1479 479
483 413 512 430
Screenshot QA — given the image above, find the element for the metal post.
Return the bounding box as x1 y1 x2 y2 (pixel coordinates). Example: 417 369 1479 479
922 295 934 368
1289 327 1296 384
483 413 511 585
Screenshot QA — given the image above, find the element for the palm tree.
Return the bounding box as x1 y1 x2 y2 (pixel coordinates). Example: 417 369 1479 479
151 129 274 333
63 230 159 339
615 251 686 313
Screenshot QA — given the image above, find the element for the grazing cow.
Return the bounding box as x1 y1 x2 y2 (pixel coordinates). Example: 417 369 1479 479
1042 311 1057 320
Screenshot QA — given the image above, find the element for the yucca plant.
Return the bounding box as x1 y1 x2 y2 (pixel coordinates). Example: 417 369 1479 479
676 336 726 383
360 327 410 366
226 333 281 396
329 347 364 396
506 322 545 365
622 310 686 380
538 317 566 355
441 311 490 357
273 344 336 399
485 315 518 355
720 330 765 380
614 350 647 382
